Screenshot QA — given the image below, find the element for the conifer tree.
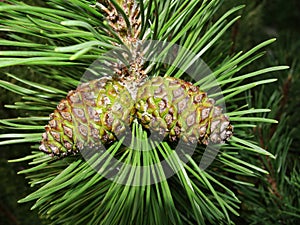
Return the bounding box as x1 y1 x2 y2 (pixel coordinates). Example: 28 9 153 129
0 0 296 224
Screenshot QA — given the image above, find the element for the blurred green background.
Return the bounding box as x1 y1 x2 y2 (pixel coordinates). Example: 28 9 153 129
0 0 299 224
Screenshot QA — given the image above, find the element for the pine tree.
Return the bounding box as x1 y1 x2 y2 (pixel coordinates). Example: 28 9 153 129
0 0 293 224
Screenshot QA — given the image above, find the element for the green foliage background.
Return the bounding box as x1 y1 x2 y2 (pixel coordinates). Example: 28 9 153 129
0 0 299 224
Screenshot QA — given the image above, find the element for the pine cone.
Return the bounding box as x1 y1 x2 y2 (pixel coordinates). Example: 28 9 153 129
39 77 136 156
135 76 233 145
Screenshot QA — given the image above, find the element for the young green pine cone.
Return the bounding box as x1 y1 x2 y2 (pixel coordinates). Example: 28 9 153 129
135 76 233 145
39 77 136 156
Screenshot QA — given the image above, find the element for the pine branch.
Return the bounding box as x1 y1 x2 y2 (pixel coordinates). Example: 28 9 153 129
0 0 291 224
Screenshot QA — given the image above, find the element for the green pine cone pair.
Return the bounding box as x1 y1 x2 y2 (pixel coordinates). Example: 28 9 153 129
40 76 233 157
